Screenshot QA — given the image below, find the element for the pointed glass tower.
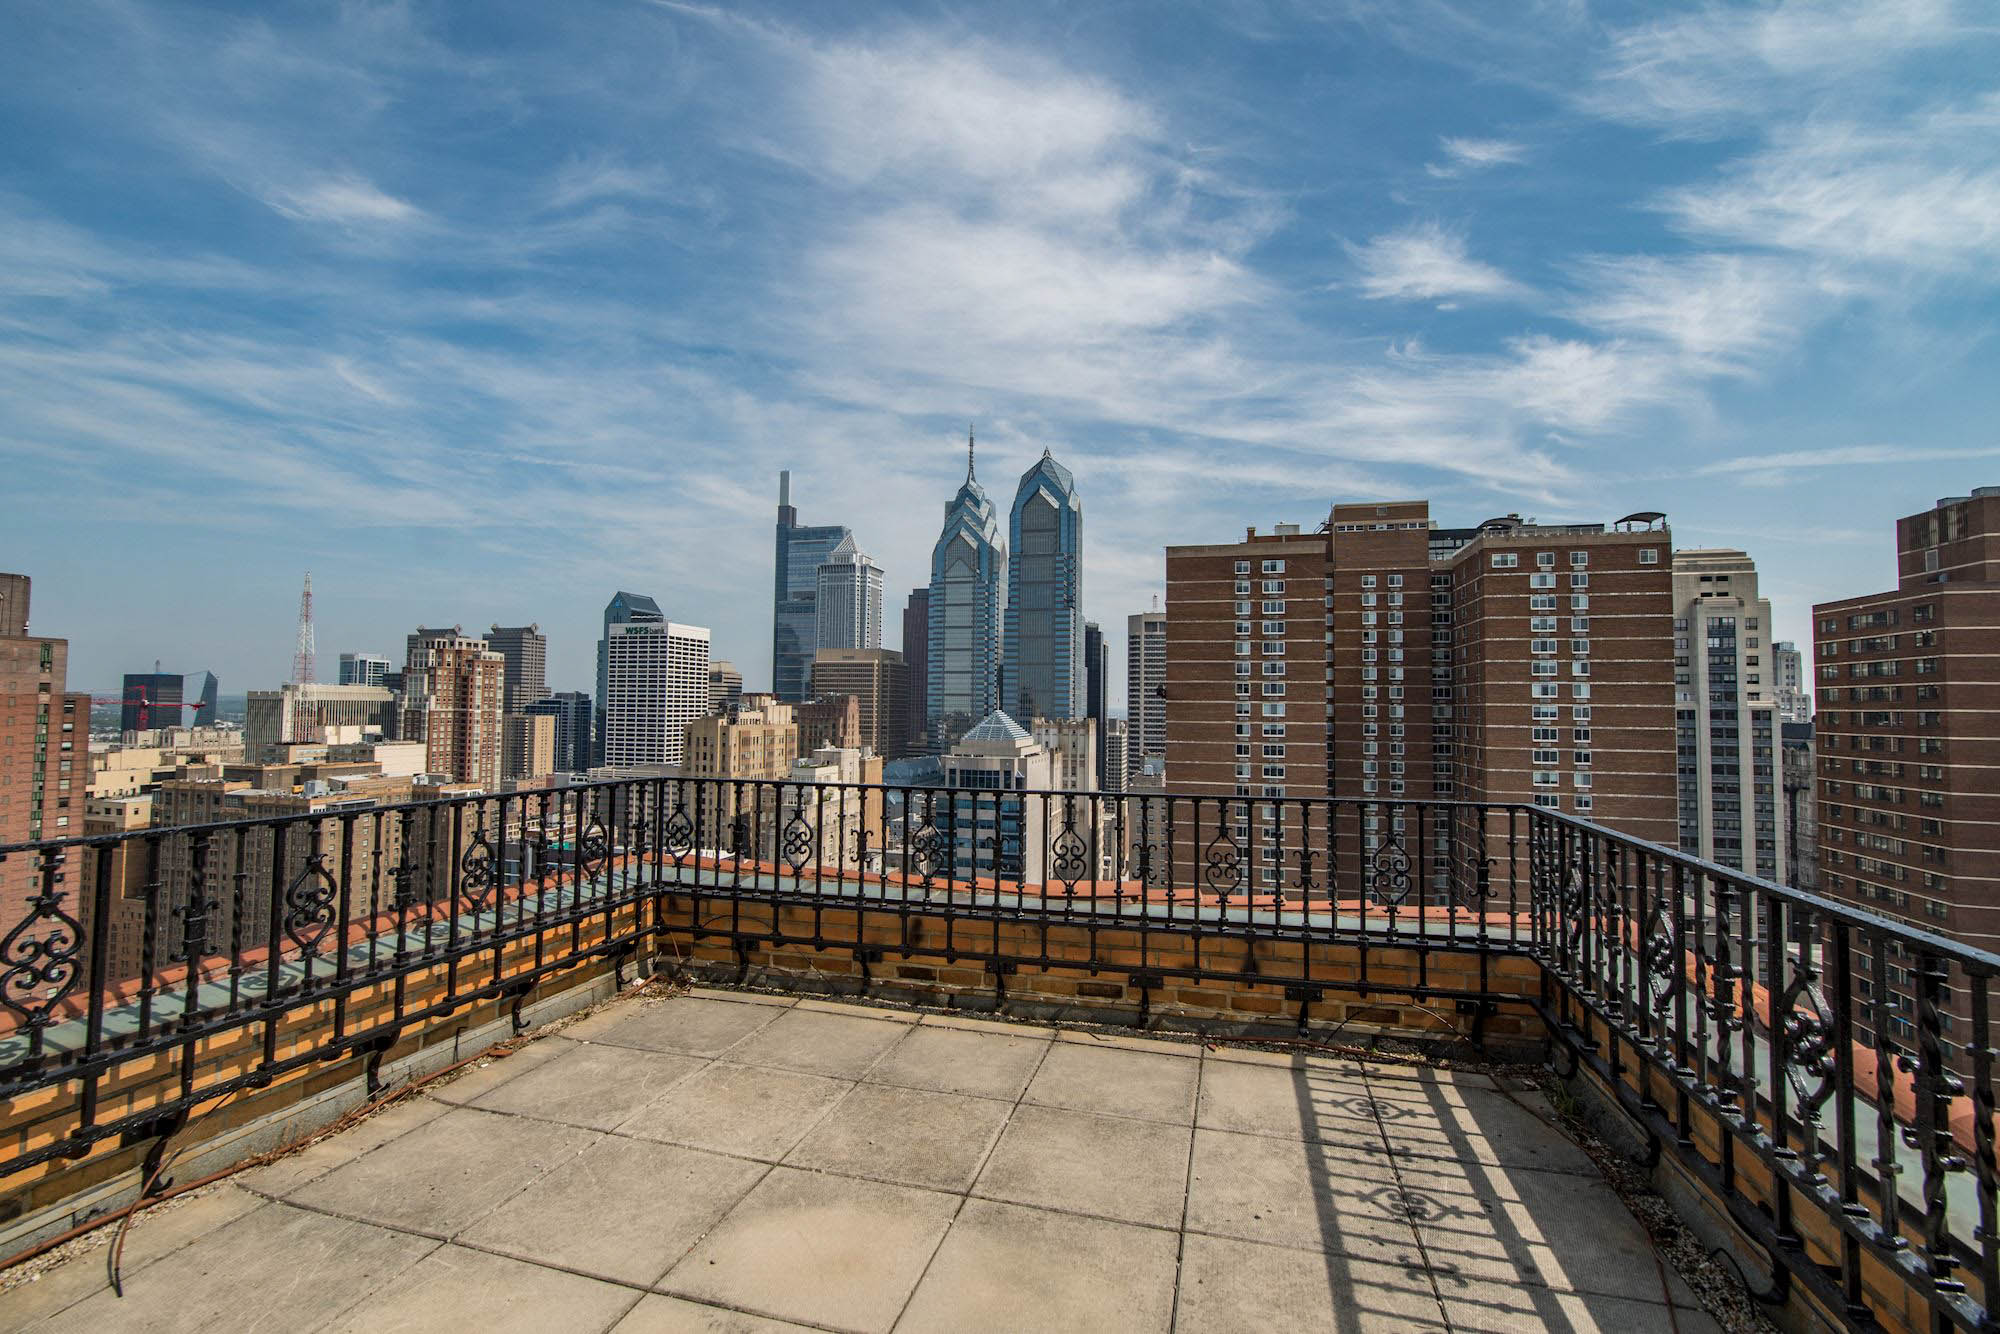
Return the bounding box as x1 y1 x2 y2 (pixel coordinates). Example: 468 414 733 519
1001 448 1084 721
928 430 1007 746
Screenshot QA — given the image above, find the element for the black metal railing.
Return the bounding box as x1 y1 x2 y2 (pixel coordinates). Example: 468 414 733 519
0 774 1993 1330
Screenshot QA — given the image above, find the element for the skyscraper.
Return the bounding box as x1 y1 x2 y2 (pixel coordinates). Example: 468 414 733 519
1672 550 1787 881
596 592 663 765
708 661 744 717
810 648 911 759
602 619 710 768
814 535 884 652
401 633 505 788
901 588 930 753
772 472 854 702
1814 489 2000 1066
1084 621 1107 787
483 624 549 714
0 574 90 930
1773 641 1810 723
338 653 391 687
928 433 1006 746
1125 609 1167 776
525 690 593 774
1001 449 1084 721
118 670 218 732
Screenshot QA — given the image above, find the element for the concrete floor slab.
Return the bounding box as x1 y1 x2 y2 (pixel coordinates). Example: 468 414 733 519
972 1103 1192 1229
34 1201 434 1334
0 1185 265 1329
1363 1081 1598 1176
720 1008 910 1079
426 1037 579 1106
615 1062 852 1161
862 1024 1048 1101
3 988 1733 1334
236 1093 451 1197
470 1042 707 1131
610 1294 818 1332
322 1243 639 1334
574 995 789 1057
897 1198 1180 1334
781 1083 1011 1192
1025 1042 1199 1125
288 1105 596 1237
1397 1158 1681 1303
459 1135 769 1285
1173 1232 1450 1333
1183 1128 1422 1264
1194 1058 1381 1147
659 1166 959 1333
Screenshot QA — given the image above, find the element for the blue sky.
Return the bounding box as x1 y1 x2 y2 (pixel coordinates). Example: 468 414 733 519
3 1 1997 698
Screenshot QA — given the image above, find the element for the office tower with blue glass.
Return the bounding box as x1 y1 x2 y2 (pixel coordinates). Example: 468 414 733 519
772 472 854 703
927 433 1007 748
1001 449 1084 721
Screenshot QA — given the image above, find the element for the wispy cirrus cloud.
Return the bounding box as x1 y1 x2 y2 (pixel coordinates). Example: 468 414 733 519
1344 222 1526 302
1695 443 2000 478
266 175 424 227
1425 136 1527 177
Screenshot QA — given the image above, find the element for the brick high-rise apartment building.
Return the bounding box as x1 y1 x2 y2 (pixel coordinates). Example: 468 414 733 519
0 574 91 931
1814 489 2000 1065
402 634 505 788
1165 505 1675 898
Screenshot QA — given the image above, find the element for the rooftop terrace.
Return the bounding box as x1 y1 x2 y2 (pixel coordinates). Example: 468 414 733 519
3 985 1723 1333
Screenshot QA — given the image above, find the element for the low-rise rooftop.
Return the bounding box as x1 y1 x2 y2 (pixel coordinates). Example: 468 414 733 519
4 987 1722 1333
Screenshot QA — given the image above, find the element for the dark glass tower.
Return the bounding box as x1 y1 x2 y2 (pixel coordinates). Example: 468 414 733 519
772 471 853 702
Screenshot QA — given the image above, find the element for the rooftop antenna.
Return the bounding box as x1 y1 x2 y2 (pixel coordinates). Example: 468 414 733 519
966 425 976 483
292 572 316 686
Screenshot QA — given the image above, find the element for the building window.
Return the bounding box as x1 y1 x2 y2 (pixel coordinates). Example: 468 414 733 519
1234 560 1250 574
1530 573 1556 589
1262 559 1286 573
1491 553 1519 568
1639 549 1659 564
1570 552 1588 568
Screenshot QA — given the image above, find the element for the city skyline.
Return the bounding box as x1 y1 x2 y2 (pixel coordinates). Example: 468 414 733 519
6 3 1998 698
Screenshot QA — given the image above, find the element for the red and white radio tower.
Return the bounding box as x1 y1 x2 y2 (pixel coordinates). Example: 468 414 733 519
292 572 316 685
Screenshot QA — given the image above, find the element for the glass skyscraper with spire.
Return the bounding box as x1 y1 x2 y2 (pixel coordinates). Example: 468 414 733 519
928 432 1007 746
1001 449 1084 721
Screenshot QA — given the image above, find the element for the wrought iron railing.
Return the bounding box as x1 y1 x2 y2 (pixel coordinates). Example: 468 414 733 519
0 774 1994 1329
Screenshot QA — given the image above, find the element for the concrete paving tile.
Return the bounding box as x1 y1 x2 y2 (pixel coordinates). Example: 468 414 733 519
917 1011 1054 1036
1199 1044 1367 1077
721 1008 910 1079
322 1243 640 1334
1397 1159 1679 1303
1194 1057 1382 1147
1440 1286 1723 1333
1054 1028 1201 1058
1362 1082 1596 1176
459 1135 769 1285
1354 1060 1499 1091
426 1036 580 1106
35 1201 434 1334
471 1042 707 1130
972 1104 1191 1229
611 1294 817 1332
782 1083 1010 1192
237 1093 452 1196
574 996 788 1057
1173 1232 1448 1333
1183 1128 1421 1264
0 1184 264 1328
289 1105 596 1237
897 1198 1179 1334
616 1062 852 1161
1025 1043 1198 1124
684 987 795 1007
862 1025 1047 1101
795 997 916 1021
660 1166 959 1333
